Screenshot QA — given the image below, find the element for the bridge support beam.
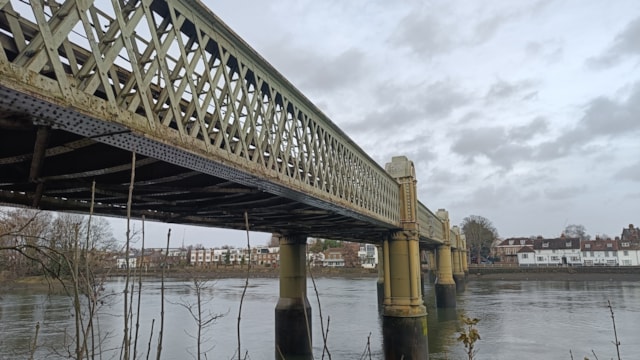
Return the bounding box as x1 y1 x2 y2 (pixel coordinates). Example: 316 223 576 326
435 210 456 308
452 226 466 292
383 156 428 359
275 234 312 360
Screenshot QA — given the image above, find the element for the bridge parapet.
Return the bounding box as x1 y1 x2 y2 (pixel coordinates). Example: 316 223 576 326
0 0 400 227
417 201 446 243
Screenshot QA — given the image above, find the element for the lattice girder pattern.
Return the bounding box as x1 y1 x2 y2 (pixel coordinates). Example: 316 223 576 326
0 0 410 231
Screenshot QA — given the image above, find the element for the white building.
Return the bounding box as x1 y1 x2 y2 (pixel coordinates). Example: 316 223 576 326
516 246 536 266
116 256 137 269
530 237 581 266
358 244 378 269
618 240 640 266
581 238 619 266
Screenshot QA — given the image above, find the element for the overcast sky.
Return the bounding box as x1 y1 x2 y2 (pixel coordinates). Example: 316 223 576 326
107 0 640 248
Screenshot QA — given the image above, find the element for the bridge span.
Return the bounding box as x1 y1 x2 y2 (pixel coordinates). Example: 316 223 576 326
0 1 466 358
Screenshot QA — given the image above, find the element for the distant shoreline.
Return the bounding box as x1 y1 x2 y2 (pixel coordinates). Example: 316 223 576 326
465 266 640 281
3 266 640 292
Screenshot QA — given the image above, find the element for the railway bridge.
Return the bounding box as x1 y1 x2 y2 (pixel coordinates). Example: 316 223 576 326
0 1 467 358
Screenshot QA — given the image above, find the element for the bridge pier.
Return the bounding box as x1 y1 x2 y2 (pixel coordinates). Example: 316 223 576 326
381 233 429 359
274 234 312 360
382 156 428 359
435 210 456 308
462 238 469 276
452 226 466 292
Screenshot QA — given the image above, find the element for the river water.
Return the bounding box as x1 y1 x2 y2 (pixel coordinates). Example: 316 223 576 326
1 277 639 359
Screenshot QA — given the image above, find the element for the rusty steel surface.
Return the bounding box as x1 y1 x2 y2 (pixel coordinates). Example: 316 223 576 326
0 0 447 243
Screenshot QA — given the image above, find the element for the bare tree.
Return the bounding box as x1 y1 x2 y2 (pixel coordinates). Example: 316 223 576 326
172 277 225 360
564 224 591 241
461 215 498 264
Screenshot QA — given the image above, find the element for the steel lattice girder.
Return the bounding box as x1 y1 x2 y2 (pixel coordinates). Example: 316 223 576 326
0 0 448 243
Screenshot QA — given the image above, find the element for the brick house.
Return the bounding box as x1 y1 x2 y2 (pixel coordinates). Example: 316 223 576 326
619 224 640 266
495 238 533 264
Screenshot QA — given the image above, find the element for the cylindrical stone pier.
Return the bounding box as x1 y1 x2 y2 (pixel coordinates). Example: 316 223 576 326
382 235 429 360
435 209 456 308
452 248 466 292
275 234 312 360
435 243 456 308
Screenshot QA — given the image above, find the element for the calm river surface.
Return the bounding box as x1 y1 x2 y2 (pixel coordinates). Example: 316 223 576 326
1 277 639 359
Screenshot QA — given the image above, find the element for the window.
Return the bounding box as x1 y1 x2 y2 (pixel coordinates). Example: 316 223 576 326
605 251 609 257
537 256 545 262
622 242 630 247
582 251 588 257
551 256 560 261
606 243 613 248
542 242 549 248
624 251 629 256
612 251 617 257
566 242 572 247
552 249 557 253
522 253 528 259
585 243 591 249
590 251 594 257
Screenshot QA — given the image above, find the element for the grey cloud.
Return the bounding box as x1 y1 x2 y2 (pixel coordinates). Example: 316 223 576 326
345 106 423 135
390 1 553 57
587 17 640 69
262 43 368 94
420 80 470 119
533 82 640 161
450 119 546 169
472 14 509 45
485 79 537 103
543 185 588 200
508 116 548 141
616 161 640 182
347 79 469 136
525 40 564 64
458 111 482 124
452 126 507 158
389 12 456 57
452 128 532 169
426 167 468 185
298 48 369 92
580 90 640 136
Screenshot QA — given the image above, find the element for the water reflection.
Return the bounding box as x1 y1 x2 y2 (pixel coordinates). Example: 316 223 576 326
1 278 640 359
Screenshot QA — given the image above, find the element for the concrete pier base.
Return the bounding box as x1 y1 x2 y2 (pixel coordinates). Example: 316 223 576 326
382 315 429 360
453 273 466 292
377 279 384 312
275 298 312 360
274 234 312 360
435 283 456 308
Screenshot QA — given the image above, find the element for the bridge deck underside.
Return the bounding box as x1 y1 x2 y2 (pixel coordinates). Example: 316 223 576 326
0 114 394 242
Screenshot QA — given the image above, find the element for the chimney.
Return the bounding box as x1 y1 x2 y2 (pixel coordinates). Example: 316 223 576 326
630 224 634 230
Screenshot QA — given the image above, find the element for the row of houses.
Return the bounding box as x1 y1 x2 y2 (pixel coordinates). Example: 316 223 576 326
116 243 379 269
494 224 640 266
